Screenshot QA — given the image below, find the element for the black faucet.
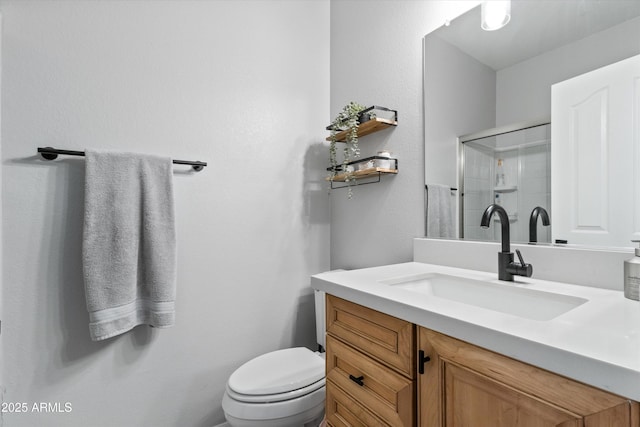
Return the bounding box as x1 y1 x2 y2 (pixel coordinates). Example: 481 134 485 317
529 206 550 243
480 204 533 281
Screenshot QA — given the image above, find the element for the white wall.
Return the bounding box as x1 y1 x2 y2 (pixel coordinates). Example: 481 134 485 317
496 16 640 125
329 0 479 269
424 35 496 194
1 1 329 426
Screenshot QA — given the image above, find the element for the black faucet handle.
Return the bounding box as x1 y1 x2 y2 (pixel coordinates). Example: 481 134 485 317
507 249 533 277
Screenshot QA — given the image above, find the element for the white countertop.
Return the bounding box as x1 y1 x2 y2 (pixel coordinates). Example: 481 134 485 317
311 262 640 400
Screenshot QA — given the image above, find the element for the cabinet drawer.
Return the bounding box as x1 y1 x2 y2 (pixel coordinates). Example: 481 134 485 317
326 380 389 427
326 334 414 427
326 295 414 377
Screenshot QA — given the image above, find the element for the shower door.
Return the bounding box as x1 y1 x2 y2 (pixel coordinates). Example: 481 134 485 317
460 121 551 244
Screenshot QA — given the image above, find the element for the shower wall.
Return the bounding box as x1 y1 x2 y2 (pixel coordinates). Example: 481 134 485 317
462 143 493 240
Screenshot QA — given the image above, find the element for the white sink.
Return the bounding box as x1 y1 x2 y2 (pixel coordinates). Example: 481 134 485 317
380 273 588 321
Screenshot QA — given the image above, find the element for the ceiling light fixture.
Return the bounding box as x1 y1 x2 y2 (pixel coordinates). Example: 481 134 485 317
481 0 511 31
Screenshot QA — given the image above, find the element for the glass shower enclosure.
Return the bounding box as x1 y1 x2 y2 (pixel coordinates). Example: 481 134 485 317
459 121 551 244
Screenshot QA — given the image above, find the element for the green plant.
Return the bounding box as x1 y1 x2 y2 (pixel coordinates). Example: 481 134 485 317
328 102 368 196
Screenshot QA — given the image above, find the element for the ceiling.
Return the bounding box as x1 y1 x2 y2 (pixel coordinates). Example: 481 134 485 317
435 0 640 70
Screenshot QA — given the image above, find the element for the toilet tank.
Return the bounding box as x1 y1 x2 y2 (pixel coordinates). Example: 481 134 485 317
313 269 345 351
314 289 326 350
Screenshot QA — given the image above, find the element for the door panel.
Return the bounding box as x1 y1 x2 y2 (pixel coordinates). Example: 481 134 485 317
552 54 640 247
443 363 581 427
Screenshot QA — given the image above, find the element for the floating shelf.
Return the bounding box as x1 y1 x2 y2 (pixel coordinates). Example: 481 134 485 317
325 106 398 191
494 185 518 193
327 166 398 183
326 117 398 142
326 155 398 189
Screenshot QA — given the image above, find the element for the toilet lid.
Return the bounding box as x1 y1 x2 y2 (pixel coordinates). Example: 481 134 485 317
228 347 325 395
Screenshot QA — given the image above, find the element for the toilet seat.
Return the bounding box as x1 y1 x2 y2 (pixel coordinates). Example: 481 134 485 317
226 377 325 403
227 347 325 402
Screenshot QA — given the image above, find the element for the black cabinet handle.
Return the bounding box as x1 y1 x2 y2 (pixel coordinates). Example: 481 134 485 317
349 374 365 386
418 350 431 375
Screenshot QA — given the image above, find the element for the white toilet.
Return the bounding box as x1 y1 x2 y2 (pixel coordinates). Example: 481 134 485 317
221 290 327 427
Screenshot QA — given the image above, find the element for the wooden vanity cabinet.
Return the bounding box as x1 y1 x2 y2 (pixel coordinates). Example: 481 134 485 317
325 295 415 427
323 294 639 427
418 327 640 427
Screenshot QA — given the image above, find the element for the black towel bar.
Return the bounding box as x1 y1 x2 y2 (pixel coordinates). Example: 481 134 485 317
37 147 207 171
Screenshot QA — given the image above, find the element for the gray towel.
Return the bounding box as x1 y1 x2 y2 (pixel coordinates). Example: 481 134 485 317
426 184 455 238
83 150 177 341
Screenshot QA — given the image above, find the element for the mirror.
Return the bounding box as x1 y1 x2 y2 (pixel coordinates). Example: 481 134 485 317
423 0 640 249
459 120 552 244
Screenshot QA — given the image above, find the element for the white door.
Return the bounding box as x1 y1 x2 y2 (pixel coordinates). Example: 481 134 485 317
551 54 640 248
